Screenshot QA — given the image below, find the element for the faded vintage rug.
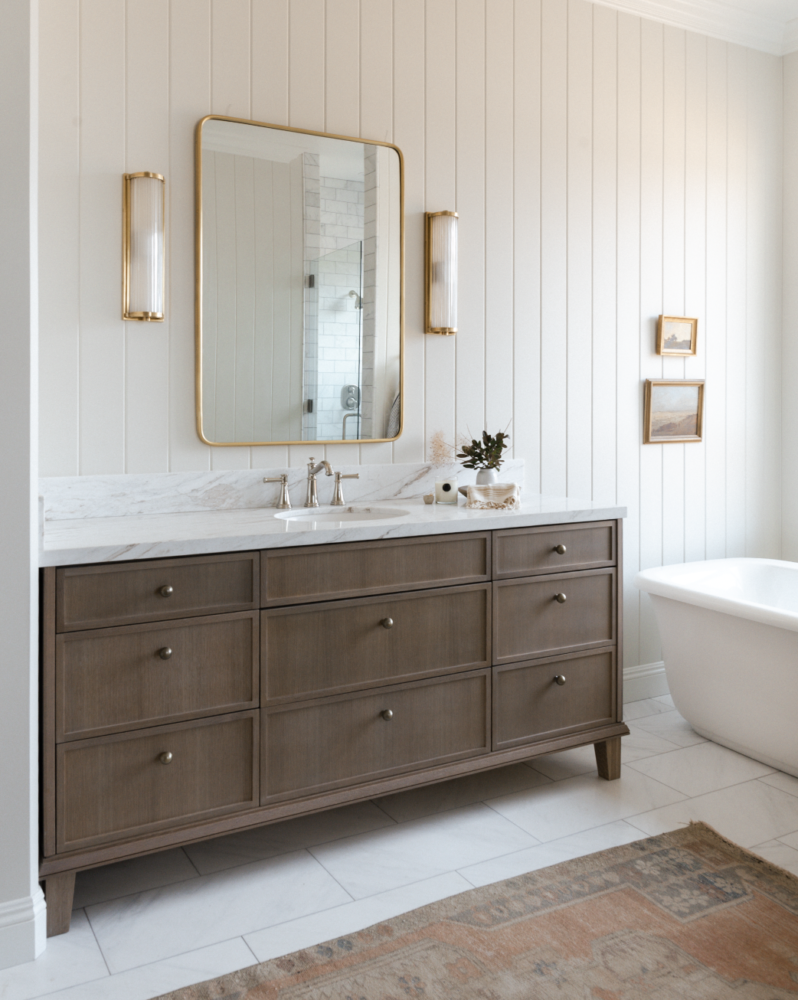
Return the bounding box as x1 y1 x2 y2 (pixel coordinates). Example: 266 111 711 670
159 822 798 999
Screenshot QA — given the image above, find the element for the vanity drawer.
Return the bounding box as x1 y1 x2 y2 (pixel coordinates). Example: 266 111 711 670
493 521 616 578
56 553 259 632
262 670 490 801
261 533 490 606
56 711 259 852
493 568 616 664
55 612 259 741
493 648 617 750
262 584 490 701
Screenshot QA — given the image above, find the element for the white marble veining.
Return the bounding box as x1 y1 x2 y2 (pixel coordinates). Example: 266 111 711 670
39 467 625 567
41 461 526 521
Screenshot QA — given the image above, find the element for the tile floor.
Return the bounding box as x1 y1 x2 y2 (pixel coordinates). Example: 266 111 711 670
7 694 798 1000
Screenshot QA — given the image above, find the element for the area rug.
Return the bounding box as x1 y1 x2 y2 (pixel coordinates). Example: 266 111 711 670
159 822 798 999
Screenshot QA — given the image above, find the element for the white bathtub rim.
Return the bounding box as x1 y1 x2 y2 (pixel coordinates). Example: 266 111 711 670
635 558 798 635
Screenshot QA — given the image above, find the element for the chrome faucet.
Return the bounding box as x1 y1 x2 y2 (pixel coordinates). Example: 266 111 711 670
305 457 333 507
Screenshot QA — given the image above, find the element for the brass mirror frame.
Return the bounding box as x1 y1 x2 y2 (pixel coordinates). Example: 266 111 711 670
194 114 405 447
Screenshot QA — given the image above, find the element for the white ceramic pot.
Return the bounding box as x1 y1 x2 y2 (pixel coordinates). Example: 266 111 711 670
476 468 499 485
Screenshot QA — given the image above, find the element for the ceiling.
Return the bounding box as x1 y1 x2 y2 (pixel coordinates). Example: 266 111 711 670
592 0 798 54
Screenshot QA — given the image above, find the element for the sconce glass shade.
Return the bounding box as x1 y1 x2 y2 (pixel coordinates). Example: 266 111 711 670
426 211 458 335
123 172 165 321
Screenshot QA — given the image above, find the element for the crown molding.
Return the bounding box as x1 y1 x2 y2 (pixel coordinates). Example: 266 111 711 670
589 0 790 55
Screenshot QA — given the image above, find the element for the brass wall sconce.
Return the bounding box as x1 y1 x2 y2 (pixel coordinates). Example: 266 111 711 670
425 210 458 335
123 172 165 321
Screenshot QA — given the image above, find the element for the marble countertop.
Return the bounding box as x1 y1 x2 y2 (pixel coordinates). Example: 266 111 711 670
40 494 627 567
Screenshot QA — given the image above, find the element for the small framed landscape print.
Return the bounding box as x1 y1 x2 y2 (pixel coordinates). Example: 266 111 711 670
644 379 705 444
657 315 698 355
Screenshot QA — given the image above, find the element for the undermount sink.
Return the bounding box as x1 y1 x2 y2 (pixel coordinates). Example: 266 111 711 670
275 505 411 524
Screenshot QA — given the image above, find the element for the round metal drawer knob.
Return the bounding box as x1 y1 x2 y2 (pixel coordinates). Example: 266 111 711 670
158 751 174 764
381 617 394 629
555 592 567 604
159 647 173 660
159 585 174 598
554 675 567 686
381 709 394 721
554 544 567 555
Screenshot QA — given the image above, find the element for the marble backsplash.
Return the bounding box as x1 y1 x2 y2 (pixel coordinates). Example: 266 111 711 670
40 460 526 521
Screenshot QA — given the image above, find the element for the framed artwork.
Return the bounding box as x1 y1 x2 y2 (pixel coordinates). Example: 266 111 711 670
656 315 698 356
644 380 705 444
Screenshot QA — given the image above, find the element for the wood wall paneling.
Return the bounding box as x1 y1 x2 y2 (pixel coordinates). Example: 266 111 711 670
38 1 786 673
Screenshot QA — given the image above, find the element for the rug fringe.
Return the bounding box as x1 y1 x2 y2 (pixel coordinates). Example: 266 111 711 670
686 819 798 888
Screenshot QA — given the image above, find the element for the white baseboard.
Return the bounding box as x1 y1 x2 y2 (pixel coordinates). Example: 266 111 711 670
624 661 669 703
0 889 46 970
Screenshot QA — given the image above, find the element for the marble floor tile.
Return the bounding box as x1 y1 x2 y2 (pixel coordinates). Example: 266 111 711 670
309 803 538 900
626 741 775 797
526 745 599 781
458 820 646 888
184 801 395 875
374 763 551 823
778 829 798 850
74 848 199 910
655 695 676 708
630 708 707 747
627 778 798 847
750 841 798 878
623 698 675 721
760 770 798 799
38 938 257 1000
486 766 685 842
245 872 472 963
621 724 682 762
86 849 352 974
0 910 108 1000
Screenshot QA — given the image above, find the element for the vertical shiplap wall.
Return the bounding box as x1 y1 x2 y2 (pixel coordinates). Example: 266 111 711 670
38 0 784 670
783 52 798 561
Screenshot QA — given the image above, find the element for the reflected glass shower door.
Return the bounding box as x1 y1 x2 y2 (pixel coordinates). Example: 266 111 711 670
303 241 363 441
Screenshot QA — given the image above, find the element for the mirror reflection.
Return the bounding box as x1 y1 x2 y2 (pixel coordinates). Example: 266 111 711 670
197 117 403 445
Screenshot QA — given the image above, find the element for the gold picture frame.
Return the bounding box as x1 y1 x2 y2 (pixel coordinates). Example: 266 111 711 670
644 379 705 444
656 315 697 356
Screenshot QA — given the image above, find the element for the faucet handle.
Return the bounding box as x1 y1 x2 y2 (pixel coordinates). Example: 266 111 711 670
331 471 360 506
263 474 291 510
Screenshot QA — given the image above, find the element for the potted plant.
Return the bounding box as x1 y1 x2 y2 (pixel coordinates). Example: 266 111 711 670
457 430 510 484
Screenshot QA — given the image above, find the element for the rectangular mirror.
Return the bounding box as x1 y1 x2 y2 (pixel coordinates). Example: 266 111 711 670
195 116 404 446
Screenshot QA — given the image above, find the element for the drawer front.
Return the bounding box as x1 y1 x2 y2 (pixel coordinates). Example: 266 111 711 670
56 553 259 632
262 670 490 801
493 521 616 578
263 584 490 702
493 568 616 664
57 712 258 852
262 533 490 606
493 648 617 750
56 612 259 741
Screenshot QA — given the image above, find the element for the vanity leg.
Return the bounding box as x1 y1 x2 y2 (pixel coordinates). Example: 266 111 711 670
45 871 76 937
594 737 622 781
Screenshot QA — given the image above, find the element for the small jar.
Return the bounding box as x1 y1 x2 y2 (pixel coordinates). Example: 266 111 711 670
435 478 458 504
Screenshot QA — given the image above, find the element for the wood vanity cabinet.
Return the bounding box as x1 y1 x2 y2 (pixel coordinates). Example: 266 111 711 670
39 521 628 937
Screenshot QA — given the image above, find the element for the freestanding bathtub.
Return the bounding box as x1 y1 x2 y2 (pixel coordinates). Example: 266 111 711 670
635 558 798 777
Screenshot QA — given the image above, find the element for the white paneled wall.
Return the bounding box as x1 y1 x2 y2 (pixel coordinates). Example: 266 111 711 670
784 52 798 561
38 0 784 671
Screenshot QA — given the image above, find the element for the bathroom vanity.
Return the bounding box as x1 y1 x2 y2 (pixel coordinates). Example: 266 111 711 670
38 495 627 937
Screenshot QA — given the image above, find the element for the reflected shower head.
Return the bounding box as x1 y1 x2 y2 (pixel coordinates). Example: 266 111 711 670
348 290 362 309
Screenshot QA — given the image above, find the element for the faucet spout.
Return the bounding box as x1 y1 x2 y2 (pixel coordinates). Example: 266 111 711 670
305 457 334 507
